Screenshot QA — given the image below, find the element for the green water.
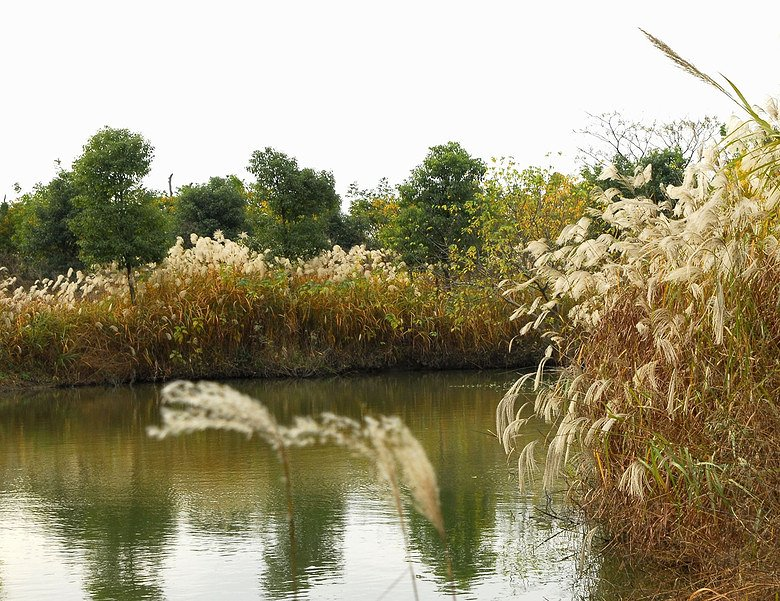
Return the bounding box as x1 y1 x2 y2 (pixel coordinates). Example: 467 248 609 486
0 371 617 600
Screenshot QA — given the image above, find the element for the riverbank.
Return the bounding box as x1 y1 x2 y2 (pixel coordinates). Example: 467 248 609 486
1 240 541 389
498 91 780 598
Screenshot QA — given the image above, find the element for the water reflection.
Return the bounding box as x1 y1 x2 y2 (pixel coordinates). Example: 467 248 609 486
258 447 350 599
0 372 604 600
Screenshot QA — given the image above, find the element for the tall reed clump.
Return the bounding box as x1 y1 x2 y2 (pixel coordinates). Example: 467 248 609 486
0 236 537 387
149 380 450 600
497 47 780 596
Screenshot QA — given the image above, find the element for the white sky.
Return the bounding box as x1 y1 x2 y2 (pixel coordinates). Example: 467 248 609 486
1 0 779 203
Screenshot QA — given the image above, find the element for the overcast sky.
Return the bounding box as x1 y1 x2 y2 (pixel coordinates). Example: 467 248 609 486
1 0 779 203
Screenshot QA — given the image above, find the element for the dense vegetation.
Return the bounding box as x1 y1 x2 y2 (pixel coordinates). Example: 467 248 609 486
0 127 600 387
4 40 775 597
0 238 545 387
498 38 780 599
0 132 595 288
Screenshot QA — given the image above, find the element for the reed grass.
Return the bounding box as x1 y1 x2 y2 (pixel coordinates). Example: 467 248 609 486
497 81 780 596
149 379 451 600
0 238 539 387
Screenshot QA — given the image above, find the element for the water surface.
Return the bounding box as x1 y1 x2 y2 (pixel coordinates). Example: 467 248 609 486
0 371 607 600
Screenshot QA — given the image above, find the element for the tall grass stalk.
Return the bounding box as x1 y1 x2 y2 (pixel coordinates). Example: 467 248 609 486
147 380 301 588
149 380 451 600
497 61 780 596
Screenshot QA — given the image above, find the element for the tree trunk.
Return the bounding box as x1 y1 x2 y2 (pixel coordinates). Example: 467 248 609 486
125 262 137 304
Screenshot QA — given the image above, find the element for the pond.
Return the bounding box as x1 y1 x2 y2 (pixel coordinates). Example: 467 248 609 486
0 371 626 600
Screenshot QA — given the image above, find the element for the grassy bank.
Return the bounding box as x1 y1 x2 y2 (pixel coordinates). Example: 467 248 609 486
0 238 539 387
498 85 780 596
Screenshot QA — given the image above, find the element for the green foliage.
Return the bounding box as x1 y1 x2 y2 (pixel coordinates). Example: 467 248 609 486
583 146 688 204
175 175 247 242
325 210 365 250
72 127 154 202
246 147 340 258
345 178 399 249
70 127 168 301
0 201 12 255
16 171 83 276
580 113 721 205
0 200 22 275
1 199 29 257
474 161 589 278
620 147 687 202
0 193 45 279
71 189 168 268
393 142 486 273
321 179 401 251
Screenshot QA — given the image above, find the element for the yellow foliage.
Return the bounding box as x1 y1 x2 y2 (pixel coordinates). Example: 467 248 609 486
471 159 590 278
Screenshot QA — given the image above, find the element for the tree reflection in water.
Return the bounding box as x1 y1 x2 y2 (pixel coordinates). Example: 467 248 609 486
0 372 610 600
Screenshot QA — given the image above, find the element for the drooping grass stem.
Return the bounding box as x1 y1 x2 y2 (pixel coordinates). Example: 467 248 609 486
148 380 451 599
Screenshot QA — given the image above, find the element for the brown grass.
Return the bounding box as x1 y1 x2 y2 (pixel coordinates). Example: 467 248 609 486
0 253 540 387
497 98 780 597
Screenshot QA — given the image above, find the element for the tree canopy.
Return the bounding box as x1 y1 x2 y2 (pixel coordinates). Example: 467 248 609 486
474 160 589 278
69 127 168 302
175 175 247 242
17 170 83 276
246 147 340 258
344 178 398 250
392 142 486 273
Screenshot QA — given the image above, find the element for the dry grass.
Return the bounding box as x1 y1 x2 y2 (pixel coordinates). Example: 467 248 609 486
498 97 780 597
0 238 539 387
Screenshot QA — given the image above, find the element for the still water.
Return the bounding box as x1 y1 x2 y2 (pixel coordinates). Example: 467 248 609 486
0 371 617 600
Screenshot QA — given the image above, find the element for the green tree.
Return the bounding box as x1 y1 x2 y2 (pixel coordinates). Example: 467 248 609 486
392 142 486 277
70 127 168 303
579 113 721 204
344 178 398 249
473 161 589 279
0 199 20 269
175 175 247 242
0 201 10 250
322 179 400 251
246 148 340 258
0 192 43 280
325 210 365 250
15 171 84 276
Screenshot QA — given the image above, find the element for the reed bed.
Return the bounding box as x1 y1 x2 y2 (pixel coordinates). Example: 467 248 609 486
498 90 780 597
0 235 537 387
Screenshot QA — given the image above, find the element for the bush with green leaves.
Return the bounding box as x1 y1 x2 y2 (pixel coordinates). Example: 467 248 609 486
175 175 247 242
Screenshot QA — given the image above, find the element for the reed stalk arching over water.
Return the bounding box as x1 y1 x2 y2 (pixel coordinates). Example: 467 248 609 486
498 40 780 598
149 380 451 600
